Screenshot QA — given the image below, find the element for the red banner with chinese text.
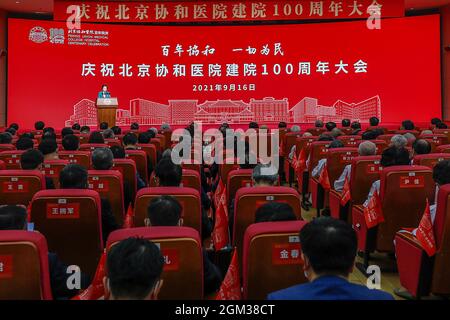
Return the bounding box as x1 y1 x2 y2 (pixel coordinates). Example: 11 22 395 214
54 1 404 23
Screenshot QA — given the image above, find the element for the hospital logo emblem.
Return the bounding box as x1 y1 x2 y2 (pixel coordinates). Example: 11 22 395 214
50 28 65 44
29 26 48 44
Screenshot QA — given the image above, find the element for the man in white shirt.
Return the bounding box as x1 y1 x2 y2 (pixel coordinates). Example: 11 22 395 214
334 141 377 192
312 140 345 178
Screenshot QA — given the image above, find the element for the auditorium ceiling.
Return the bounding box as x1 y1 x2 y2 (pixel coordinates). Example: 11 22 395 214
0 0 449 15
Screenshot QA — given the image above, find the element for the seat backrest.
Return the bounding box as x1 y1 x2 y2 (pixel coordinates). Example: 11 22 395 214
150 138 162 152
395 130 420 138
233 186 302 261
136 144 157 170
149 169 201 193
105 139 122 148
307 141 331 173
436 144 450 154
326 148 359 186
134 187 202 234
29 189 103 277
0 231 52 300
243 221 308 300
0 160 5 170
283 132 302 157
413 153 450 169
430 185 450 294
293 136 318 158
181 162 202 176
42 159 69 188
378 134 395 146
306 127 326 136
227 169 254 203
88 170 125 226
161 130 172 149
58 151 91 169
106 226 203 299
156 134 166 149
0 144 15 152
350 156 382 205
337 136 362 147
79 143 109 152
369 140 388 155
125 149 148 181
378 166 434 251
0 150 25 169
420 134 448 146
219 160 240 184
433 128 450 142
0 170 45 206
112 159 137 203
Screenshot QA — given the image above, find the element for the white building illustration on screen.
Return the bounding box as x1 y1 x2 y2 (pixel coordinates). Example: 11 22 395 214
65 96 381 126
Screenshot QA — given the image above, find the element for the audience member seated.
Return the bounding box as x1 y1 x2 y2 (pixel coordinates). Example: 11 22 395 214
103 129 115 139
390 134 408 149
92 147 132 211
88 131 105 144
154 157 212 239
15 137 34 150
363 146 411 207
34 121 45 132
341 119 351 128
62 134 80 151
334 141 377 192
369 117 380 127
59 164 119 244
267 217 394 300
315 120 324 128
254 202 297 223
80 126 90 134
72 123 81 131
111 126 122 135
436 122 448 129
123 132 154 176
401 120 415 131
412 139 431 156
104 237 163 300
110 145 147 190
0 205 89 299
0 132 13 144
42 130 57 141
403 132 416 145
99 122 109 131
130 122 140 131
361 130 378 141
330 128 343 138
311 140 345 178
325 122 337 132
409 160 450 236
38 138 59 161
144 195 222 296
20 149 55 189
351 121 361 135
61 127 74 138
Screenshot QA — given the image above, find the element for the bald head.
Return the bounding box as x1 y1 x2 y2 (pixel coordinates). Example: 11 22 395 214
358 141 377 156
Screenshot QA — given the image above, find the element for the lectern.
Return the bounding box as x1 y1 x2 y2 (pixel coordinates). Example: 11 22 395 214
96 98 118 127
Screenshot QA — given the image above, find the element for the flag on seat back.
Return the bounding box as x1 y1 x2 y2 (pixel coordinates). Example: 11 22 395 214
72 251 106 300
296 148 307 174
340 175 351 206
212 190 229 251
214 178 225 209
363 191 384 229
416 199 437 257
318 164 331 190
216 249 242 300
123 204 133 228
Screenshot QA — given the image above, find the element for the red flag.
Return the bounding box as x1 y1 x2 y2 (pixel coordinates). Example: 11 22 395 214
214 178 225 209
340 175 351 206
291 152 298 171
216 249 242 300
296 148 307 174
123 204 134 228
72 251 107 300
318 164 331 190
212 192 229 251
416 199 437 257
363 191 384 229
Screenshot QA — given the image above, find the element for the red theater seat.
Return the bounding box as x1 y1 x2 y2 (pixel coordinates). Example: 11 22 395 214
304 141 332 194
233 186 302 262
0 160 5 170
88 170 125 226
395 185 450 298
306 128 326 136
0 170 45 206
420 134 448 146
219 160 240 184
106 226 203 299
370 140 388 155
242 221 307 300
433 128 450 142
0 231 52 300
42 159 69 188
226 169 254 204
337 136 362 147
29 189 103 277
181 162 202 176
0 150 25 169
0 144 15 152
112 159 138 204
58 151 91 168
136 144 157 169
79 143 109 152
413 153 450 169
105 138 122 148
133 187 202 234
436 144 450 153
378 134 395 146
352 166 434 268
310 148 358 214
288 136 317 189
125 149 148 181
329 156 382 221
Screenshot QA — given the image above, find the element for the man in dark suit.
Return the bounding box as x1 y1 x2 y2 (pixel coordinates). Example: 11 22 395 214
268 217 394 300
20 149 55 189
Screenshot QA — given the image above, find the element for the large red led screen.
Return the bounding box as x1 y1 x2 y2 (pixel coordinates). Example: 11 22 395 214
7 15 441 128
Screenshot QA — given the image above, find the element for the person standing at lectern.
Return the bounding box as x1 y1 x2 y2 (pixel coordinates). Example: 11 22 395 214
98 84 111 99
